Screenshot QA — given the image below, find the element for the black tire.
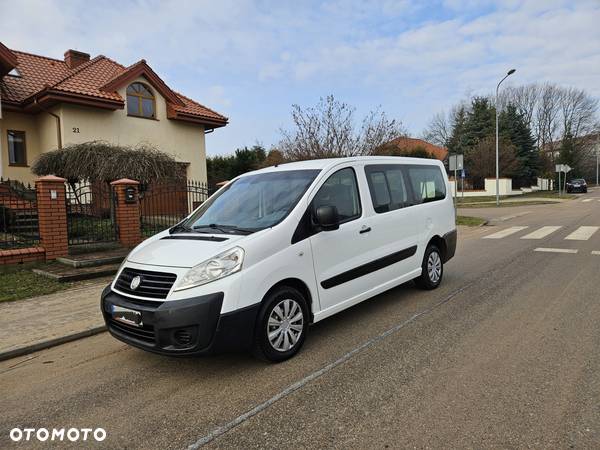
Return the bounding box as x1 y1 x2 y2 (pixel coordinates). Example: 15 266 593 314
415 244 443 290
251 286 309 362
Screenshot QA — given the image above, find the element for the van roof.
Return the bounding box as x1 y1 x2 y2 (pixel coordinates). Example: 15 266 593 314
245 156 443 176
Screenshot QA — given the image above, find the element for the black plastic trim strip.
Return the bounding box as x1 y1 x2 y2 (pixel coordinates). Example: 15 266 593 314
442 229 457 262
161 235 228 242
320 245 417 289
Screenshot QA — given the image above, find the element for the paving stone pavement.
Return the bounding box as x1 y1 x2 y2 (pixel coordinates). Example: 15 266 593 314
0 277 112 359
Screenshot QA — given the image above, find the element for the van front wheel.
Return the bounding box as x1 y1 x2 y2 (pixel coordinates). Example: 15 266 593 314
252 286 309 362
415 244 443 290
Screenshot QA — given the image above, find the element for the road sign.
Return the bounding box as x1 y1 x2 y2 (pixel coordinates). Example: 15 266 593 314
449 154 463 171
555 164 572 196
460 169 465 179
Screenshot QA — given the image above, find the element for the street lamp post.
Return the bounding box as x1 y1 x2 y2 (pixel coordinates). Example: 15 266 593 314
596 133 600 187
495 68 516 206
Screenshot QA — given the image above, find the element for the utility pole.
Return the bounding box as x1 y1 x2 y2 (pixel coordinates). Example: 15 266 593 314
495 69 516 206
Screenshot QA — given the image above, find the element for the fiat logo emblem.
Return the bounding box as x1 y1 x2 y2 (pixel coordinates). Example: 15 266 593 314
130 276 142 290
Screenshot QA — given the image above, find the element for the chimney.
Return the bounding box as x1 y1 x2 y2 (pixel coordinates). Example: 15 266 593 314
64 49 90 69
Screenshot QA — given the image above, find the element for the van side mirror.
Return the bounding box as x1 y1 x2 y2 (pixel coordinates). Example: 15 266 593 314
314 205 340 231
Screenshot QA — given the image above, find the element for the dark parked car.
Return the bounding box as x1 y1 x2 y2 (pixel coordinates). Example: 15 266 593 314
566 178 587 193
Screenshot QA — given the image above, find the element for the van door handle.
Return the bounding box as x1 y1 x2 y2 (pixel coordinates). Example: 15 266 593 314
359 227 371 234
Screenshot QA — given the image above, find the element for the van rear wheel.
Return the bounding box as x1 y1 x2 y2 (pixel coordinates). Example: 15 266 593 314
252 286 309 362
415 244 443 290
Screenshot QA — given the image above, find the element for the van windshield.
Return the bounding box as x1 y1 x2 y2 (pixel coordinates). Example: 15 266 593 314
181 169 320 234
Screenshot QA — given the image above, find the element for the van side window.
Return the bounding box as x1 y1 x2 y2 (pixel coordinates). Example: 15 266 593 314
313 167 361 222
365 165 409 213
369 171 391 211
407 166 446 203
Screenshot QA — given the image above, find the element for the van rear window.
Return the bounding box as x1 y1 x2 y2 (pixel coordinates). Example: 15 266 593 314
406 166 446 203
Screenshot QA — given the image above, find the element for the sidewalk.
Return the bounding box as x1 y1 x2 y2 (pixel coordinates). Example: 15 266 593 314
0 277 111 361
457 196 570 206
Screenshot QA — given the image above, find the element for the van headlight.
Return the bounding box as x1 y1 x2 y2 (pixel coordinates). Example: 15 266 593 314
174 247 245 291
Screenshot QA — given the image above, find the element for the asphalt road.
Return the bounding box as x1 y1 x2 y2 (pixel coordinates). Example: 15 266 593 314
2 192 600 449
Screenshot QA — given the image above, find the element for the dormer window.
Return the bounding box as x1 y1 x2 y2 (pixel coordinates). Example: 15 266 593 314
7 68 20 77
126 82 155 118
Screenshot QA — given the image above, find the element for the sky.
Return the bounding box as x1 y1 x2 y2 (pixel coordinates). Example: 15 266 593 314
1 0 599 156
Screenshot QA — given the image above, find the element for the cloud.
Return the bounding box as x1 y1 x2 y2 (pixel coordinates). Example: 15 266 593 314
1 0 598 154
203 85 232 109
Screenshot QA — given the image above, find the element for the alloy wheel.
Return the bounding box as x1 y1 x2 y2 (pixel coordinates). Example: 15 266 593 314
427 251 442 283
267 299 304 352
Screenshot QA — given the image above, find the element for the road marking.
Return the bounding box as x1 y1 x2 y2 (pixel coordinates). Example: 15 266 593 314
534 247 578 254
564 226 599 241
592 251 600 255
185 282 474 449
520 226 562 240
582 199 593 203
483 226 528 239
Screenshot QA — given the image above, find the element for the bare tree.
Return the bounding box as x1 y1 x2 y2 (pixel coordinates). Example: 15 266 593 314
560 86 598 139
500 84 539 128
535 83 562 157
279 95 406 160
486 82 599 176
422 111 451 147
499 82 598 146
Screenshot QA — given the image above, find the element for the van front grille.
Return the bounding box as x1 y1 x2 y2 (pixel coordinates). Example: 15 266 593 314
108 318 156 344
115 268 177 299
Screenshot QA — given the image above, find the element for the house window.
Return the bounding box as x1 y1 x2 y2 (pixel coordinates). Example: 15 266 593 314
7 130 27 166
126 82 156 118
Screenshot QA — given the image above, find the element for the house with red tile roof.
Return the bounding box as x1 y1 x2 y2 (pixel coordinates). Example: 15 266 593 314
382 136 448 161
0 42 227 183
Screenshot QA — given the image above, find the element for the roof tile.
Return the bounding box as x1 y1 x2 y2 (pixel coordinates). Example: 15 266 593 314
0 45 227 125
388 137 448 161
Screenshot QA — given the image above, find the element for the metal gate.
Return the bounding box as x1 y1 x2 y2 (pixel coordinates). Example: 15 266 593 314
65 181 118 246
140 180 210 237
0 178 39 249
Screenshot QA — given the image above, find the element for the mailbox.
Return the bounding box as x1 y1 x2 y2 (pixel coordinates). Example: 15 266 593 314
124 186 137 203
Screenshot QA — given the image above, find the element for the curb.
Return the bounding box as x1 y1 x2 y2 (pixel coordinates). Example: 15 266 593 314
0 326 107 362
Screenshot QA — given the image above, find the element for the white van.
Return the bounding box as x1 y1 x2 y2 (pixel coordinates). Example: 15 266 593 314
101 156 456 362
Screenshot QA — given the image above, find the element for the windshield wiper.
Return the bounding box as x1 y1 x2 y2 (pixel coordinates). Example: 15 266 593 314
169 223 192 234
193 223 255 235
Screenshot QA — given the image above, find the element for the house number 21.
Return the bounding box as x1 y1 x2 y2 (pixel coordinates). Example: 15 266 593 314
72 127 80 133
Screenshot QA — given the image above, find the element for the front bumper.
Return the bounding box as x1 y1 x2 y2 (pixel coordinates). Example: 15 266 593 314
101 286 260 356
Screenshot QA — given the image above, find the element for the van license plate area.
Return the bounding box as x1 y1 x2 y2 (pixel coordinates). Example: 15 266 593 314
111 305 143 327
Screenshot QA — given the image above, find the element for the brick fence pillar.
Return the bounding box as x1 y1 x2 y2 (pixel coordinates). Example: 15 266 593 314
110 178 142 247
35 175 69 260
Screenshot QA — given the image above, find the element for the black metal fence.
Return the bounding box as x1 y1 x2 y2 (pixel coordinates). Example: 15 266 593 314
65 181 118 246
0 178 39 249
140 180 211 236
